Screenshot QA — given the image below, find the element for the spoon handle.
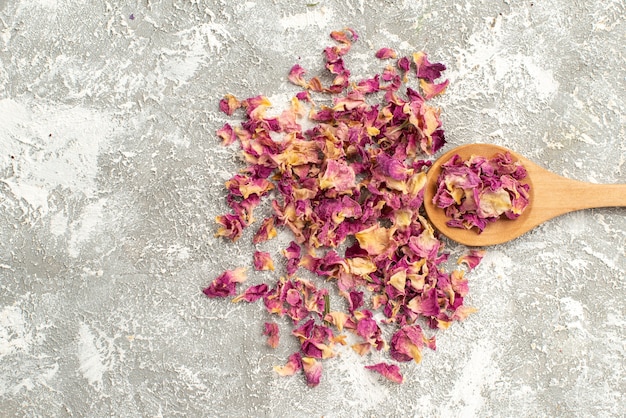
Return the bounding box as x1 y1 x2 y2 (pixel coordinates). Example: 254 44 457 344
532 169 626 219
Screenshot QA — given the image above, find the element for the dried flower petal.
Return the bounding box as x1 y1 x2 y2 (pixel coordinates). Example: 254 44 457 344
253 217 278 244
263 322 280 348
288 64 308 87
232 283 269 303
253 251 275 271
354 224 396 256
219 94 241 115
365 363 403 384
458 249 486 271
216 123 237 146
420 78 449 99
214 213 246 241
302 356 323 387
319 160 356 193
203 268 247 298
226 174 274 199
413 52 446 82
375 48 397 60
352 342 371 356
274 352 302 376
324 311 349 331
390 325 434 363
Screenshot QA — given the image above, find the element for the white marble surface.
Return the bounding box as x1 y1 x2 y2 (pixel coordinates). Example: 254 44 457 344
0 0 624 416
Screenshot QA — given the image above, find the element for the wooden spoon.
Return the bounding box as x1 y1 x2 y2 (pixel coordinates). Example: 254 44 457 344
423 143 626 246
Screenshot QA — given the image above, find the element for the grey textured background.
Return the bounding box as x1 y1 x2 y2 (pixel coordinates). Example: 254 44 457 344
0 0 624 417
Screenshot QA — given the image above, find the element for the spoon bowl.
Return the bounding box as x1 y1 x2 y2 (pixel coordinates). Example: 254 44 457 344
423 144 626 246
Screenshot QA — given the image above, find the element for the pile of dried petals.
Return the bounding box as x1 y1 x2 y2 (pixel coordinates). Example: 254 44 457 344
432 153 531 233
205 29 484 387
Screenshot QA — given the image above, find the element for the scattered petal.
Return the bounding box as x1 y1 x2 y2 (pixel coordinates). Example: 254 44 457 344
413 52 446 82
274 352 302 376
365 363 404 384
253 251 275 271
263 322 280 348
458 249 486 271
354 224 396 256
253 217 278 244
375 47 397 60
232 283 269 303
203 268 247 298
390 325 434 363
219 94 241 115
324 311 349 331
302 357 323 387
319 160 356 193
288 64 308 87
216 123 237 146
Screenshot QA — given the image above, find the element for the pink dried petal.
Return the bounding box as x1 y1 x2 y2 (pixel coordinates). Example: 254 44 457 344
333 93 366 111
319 160 356 193
241 95 272 119
346 257 377 276
324 311 349 331
302 357 323 387
273 137 321 168
226 174 274 199
420 78 449 99
395 57 409 73
295 91 311 101
274 352 302 376
355 317 378 340
282 241 302 276
330 28 358 44
253 251 275 271
202 268 247 298
253 217 277 244
288 64 308 87
413 52 446 82
214 213 246 241
285 288 302 306
408 287 440 317
348 291 364 312
232 283 269 303
388 270 407 293
354 76 381 94
219 94 241 115
355 224 396 256
450 270 469 298
452 305 478 321
376 152 411 181
276 109 301 133
263 322 280 348
365 363 403 384
351 342 371 356
457 249 485 271
307 76 325 92
375 47 397 60
301 340 334 359
407 219 441 259
327 59 350 89
216 123 237 146
229 195 261 226
390 324 434 363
